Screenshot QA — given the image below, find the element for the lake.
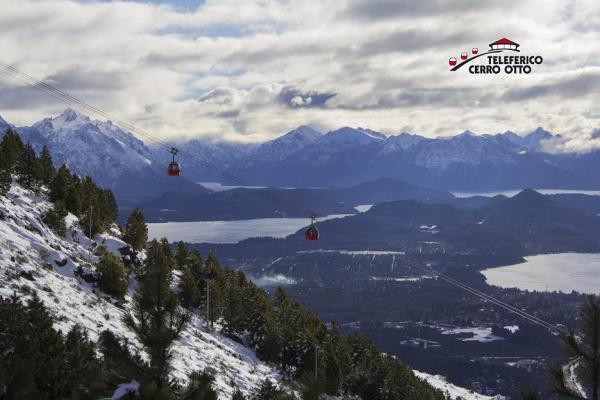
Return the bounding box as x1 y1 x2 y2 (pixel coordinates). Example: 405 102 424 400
148 213 352 244
452 189 600 198
481 253 600 294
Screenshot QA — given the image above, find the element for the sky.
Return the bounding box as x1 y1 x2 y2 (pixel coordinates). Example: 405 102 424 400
0 0 599 149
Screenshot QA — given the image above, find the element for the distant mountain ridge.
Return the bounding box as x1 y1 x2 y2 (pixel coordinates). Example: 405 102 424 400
2 109 600 201
2 109 209 204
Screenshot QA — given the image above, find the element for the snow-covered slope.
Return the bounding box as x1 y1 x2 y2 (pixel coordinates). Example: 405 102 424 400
414 371 506 400
0 182 283 399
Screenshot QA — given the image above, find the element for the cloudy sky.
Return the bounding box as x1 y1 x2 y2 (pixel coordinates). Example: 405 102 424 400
0 0 599 148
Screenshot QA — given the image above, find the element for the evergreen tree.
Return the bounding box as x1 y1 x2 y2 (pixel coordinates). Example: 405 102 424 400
550 295 600 400
43 200 68 237
65 185 83 215
255 311 282 363
96 249 129 299
64 325 106 399
16 143 39 190
181 370 218 400
299 372 325 400
123 239 190 394
98 330 140 389
252 379 291 400
37 145 55 185
49 165 72 203
0 165 11 196
231 388 246 400
175 241 189 267
179 266 202 310
0 129 24 172
123 208 148 251
222 271 245 337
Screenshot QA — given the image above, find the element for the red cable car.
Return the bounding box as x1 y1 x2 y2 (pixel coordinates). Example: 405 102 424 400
449 57 457 66
304 213 319 241
472 47 478 55
461 52 468 60
167 147 180 177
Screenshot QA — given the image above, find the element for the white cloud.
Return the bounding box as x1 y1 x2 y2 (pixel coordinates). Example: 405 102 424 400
0 0 598 149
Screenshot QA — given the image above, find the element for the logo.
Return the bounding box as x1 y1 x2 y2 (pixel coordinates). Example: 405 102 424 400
449 38 543 74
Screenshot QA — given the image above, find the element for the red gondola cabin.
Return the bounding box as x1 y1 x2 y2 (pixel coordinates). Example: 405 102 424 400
167 147 180 176
305 226 319 241
167 161 180 176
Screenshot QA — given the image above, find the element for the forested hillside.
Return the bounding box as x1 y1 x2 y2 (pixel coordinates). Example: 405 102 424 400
0 131 445 399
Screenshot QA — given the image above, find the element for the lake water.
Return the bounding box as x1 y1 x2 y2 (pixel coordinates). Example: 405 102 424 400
452 189 600 198
481 253 600 294
148 213 352 244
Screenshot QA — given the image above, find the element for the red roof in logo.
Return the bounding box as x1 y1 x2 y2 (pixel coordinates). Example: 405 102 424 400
490 37 519 46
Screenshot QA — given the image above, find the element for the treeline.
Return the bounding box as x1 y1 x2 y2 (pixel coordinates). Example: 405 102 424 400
0 129 117 237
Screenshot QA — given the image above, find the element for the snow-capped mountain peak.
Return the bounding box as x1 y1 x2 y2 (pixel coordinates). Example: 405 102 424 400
527 127 554 141
498 127 554 151
43 108 92 131
320 126 386 147
244 125 322 163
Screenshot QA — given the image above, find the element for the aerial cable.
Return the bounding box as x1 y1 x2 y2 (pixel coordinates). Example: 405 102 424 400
413 263 557 330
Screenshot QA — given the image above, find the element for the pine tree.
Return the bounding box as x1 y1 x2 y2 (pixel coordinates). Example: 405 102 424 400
179 266 202 310
0 129 24 172
43 200 68 237
49 165 72 203
0 166 11 196
175 241 189 267
123 239 189 393
222 271 245 337
123 208 148 251
98 330 140 388
37 145 55 185
550 295 600 400
255 311 282 363
96 249 129 299
16 143 39 190
181 370 218 400
252 379 291 400
64 325 107 399
232 388 246 400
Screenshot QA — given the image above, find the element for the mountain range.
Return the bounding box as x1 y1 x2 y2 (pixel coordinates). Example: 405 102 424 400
3 109 600 206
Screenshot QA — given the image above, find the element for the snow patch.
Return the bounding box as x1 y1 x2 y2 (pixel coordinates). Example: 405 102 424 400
414 370 505 400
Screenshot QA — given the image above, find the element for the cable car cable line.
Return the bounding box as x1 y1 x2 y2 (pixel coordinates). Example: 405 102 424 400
0 60 561 331
417 264 557 331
